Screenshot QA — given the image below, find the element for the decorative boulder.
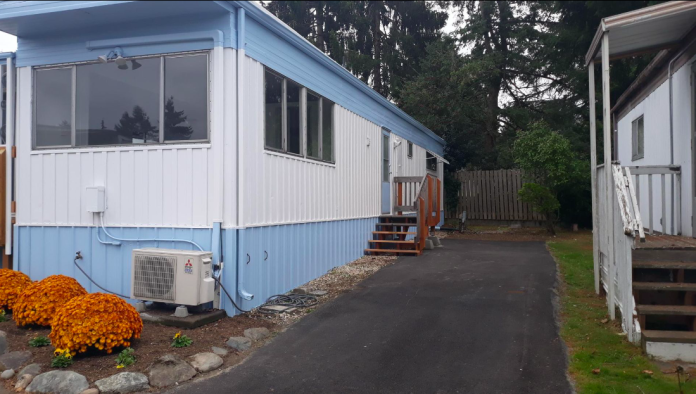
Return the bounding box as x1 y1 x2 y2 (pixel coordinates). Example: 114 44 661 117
188 352 223 373
26 370 89 394
0 350 31 370
226 336 251 351
146 354 197 388
95 372 150 394
244 327 270 341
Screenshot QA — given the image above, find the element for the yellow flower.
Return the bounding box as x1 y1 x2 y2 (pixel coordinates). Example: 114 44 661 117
116 364 124 369
174 332 181 339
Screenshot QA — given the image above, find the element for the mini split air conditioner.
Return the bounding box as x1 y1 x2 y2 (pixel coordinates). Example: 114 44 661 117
131 248 214 306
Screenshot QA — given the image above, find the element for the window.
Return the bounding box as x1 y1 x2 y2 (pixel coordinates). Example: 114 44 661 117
34 52 209 148
383 133 390 182
632 116 644 161
407 141 413 158
35 68 73 147
426 151 437 173
263 67 334 163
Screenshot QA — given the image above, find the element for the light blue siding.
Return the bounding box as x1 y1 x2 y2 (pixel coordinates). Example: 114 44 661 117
16 226 213 298
15 217 378 316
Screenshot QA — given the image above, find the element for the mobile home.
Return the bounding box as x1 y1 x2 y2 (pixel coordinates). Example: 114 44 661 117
0 1 446 315
587 1 696 362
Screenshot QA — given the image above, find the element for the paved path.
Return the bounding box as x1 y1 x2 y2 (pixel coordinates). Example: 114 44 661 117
170 240 571 394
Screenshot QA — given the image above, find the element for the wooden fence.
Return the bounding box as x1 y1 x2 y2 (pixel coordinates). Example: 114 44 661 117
447 169 544 222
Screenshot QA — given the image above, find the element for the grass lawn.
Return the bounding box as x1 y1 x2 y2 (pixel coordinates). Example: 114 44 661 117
548 234 694 394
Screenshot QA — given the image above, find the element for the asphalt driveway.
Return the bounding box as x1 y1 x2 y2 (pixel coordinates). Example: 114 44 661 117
170 240 572 394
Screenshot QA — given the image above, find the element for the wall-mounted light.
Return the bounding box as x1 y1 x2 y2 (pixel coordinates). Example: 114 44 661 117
97 47 129 69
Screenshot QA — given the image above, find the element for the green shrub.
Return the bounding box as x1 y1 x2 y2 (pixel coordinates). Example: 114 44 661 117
171 332 192 348
116 347 136 369
51 349 73 368
28 336 51 347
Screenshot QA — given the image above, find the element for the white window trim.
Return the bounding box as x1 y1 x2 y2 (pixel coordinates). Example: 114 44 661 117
426 151 438 174
32 50 211 150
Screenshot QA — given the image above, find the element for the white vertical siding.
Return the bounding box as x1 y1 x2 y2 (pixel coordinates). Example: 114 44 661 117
393 136 427 178
15 48 234 228
617 62 692 236
241 56 382 227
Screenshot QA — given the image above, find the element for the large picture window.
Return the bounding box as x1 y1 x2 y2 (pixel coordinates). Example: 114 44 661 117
264 67 334 163
34 52 209 148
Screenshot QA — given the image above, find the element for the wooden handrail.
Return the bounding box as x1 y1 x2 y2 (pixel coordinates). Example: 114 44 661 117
394 174 442 252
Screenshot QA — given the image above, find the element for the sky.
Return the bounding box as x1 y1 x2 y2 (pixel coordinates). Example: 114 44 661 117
0 31 15 53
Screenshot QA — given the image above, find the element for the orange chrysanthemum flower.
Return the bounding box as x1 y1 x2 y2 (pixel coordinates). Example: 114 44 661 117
0 269 32 311
13 275 87 327
49 293 142 356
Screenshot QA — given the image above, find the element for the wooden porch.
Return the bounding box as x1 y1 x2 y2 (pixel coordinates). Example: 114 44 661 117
365 174 441 256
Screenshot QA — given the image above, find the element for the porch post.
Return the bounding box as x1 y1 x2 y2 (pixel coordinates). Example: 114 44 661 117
588 61 600 295
602 33 616 320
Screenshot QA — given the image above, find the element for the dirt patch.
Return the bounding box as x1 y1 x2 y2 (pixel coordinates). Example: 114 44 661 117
1 254 397 391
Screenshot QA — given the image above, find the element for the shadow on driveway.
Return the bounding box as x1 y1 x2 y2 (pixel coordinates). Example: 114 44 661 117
168 239 572 394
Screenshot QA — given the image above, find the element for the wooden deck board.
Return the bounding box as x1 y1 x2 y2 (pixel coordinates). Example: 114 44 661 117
635 234 696 250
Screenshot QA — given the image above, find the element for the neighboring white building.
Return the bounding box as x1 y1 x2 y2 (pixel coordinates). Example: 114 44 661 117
0 1 446 316
587 1 696 362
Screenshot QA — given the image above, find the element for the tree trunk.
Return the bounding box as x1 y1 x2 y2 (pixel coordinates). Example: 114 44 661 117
372 3 382 96
315 2 325 52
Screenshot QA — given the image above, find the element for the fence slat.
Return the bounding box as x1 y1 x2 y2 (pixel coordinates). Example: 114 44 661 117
446 169 541 222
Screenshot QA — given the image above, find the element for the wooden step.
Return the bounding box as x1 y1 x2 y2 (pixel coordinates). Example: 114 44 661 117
642 330 696 344
633 261 696 269
368 240 415 244
372 231 416 235
376 222 415 226
365 248 420 255
634 282 696 291
636 305 696 316
378 216 417 222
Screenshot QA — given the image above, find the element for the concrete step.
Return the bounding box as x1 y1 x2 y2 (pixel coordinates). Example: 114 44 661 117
633 282 696 291
636 304 696 316
642 330 696 344
633 261 696 269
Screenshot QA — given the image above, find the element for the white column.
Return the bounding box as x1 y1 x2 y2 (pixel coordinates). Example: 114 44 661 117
5 57 14 256
589 61 599 294
602 33 616 320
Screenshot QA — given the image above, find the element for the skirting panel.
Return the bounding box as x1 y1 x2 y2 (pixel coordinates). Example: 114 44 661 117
16 226 213 299
15 217 378 317
223 217 378 315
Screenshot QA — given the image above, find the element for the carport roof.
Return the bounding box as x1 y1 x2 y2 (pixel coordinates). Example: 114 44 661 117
585 1 696 65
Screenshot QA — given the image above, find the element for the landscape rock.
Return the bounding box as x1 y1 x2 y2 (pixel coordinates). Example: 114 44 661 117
95 372 149 394
226 336 251 351
308 290 328 296
211 346 228 356
1 369 14 379
244 327 270 341
146 354 197 388
188 352 223 373
292 287 309 295
19 363 41 377
26 370 89 394
15 373 33 390
0 330 7 355
80 389 99 394
0 350 32 370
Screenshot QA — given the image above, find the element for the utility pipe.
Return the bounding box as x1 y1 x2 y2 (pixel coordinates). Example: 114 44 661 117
668 36 696 235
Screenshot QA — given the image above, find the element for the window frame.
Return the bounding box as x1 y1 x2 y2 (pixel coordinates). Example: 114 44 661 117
426 151 438 174
632 115 644 161
263 66 335 164
407 141 413 159
32 51 211 150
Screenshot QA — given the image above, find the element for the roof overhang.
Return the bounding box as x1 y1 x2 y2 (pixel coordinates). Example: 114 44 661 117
585 1 696 66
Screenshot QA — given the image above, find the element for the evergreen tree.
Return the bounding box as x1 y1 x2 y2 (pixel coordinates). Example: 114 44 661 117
163 97 194 140
114 106 157 143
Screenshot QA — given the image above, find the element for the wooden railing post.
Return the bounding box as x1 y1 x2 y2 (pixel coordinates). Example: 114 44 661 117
436 178 442 226
397 182 403 216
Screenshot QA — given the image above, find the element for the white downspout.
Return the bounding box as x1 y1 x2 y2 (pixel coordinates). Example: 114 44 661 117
236 8 253 301
5 56 14 257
